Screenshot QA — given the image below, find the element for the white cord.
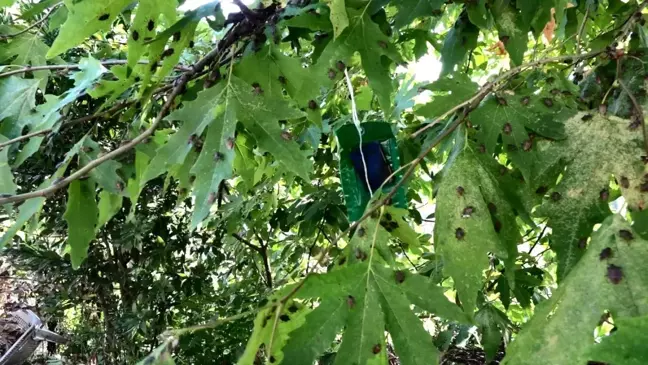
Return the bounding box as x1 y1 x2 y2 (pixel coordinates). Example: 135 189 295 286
344 68 373 197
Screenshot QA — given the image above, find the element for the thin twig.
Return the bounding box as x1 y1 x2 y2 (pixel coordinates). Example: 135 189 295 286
0 100 133 151
232 233 262 252
162 310 254 337
528 225 548 255
0 4 61 40
232 232 273 288
411 51 602 139
0 60 192 78
616 60 648 154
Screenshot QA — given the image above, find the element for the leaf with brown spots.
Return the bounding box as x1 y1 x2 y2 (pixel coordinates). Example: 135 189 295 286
503 216 648 365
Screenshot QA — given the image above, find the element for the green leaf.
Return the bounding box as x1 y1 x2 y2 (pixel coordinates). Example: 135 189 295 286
0 77 39 134
373 266 440 365
64 179 99 269
126 0 177 71
80 138 124 195
0 136 84 248
491 1 529 66
327 0 348 38
142 86 221 184
415 73 479 121
393 0 444 29
189 86 237 228
20 0 61 20
441 12 479 76
0 0 16 7
228 75 311 180
13 95 61 167
0 33 50 88
435 147 519 315
88 64 146 104
237 300 310 364
47 0 133 58
96 190 122 232
313 9 396 116
0 135 17 196
586 315 648 365
467 0 492 29
50 57 106 123
535 112 648 280
502 215 648 364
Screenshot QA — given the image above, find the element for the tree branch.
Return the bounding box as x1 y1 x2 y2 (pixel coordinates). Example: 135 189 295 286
0 100 133 151
231 232 273 288
0 60 192 79
0 4 61 40
232 233 262 252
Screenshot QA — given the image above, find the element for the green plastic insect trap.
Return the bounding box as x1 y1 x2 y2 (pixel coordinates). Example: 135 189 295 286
335 121 407 221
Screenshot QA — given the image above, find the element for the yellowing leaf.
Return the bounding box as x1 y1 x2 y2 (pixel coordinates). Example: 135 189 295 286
328 0 348 38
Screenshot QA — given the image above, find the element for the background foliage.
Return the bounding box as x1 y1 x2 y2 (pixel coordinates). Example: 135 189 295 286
1 0 648 364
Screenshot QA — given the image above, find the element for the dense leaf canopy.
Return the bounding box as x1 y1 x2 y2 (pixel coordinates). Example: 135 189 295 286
2 0 648 364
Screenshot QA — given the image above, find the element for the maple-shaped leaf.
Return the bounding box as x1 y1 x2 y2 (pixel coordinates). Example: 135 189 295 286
491 1 528 66
393 0 444 29
466 0 493 29
415 73 478 121
142 2 222 84
0 33 50 88
141 84 221 185
470 92 572 181
49 57 107 123
89 63 147 104
13 95 61 167
65 179 99 269
47 0 132 58
305 8 398 116
534 112 648 280
0 136 86 248
272 211 464 365
0 135 17 197
228 75 311 180
586 315 648 365
126 0 177 72
189 84 236 228
440 11 479 76
435 146 520 315
237 300 310 364
79 138 124 195
502 215 648 364
327 0 348 38
0 77 39 136
96 190 122 232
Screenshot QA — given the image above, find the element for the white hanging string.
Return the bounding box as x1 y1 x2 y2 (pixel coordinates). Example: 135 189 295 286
344 68 373 197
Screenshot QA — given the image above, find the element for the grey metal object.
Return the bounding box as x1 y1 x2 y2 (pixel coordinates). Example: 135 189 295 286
0 310 67 365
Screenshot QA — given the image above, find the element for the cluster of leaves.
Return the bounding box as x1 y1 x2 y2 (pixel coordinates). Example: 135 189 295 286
2 0 648 364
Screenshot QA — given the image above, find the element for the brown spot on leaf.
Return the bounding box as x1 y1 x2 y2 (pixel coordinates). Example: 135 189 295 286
173 31 181 42
543 98 554 107
456 186 465 196
551 192 561 201
377 40 387 49
620 176 630 188
455 227 465 240
308 100 318 110
189 40 195 48
161 48 175 59
497 97 508 106
147 19 155 31
357 227 366 237
347 295 355 308
578 238 587 249
281 130 292 141
207 192 217 204
279 314 290 322
493 219 502 233
395 270 406 283
536 186 548 195
599 247 613 260
479 144 487 154
600 189 609 201
607 264 623 284
336 60 346 71
288 304 299 313
462 206 475 217
132 30 139 41
338 256 346 266
522 139 533 151
520 96 530 106
328 68 337 79
278 75 286 84
372 344 381 354
355 248 367 261
98 13 110 21
487 202 496 214
619 229 634 241
503 122 512 135
214 152 224 162
226 137 235 150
